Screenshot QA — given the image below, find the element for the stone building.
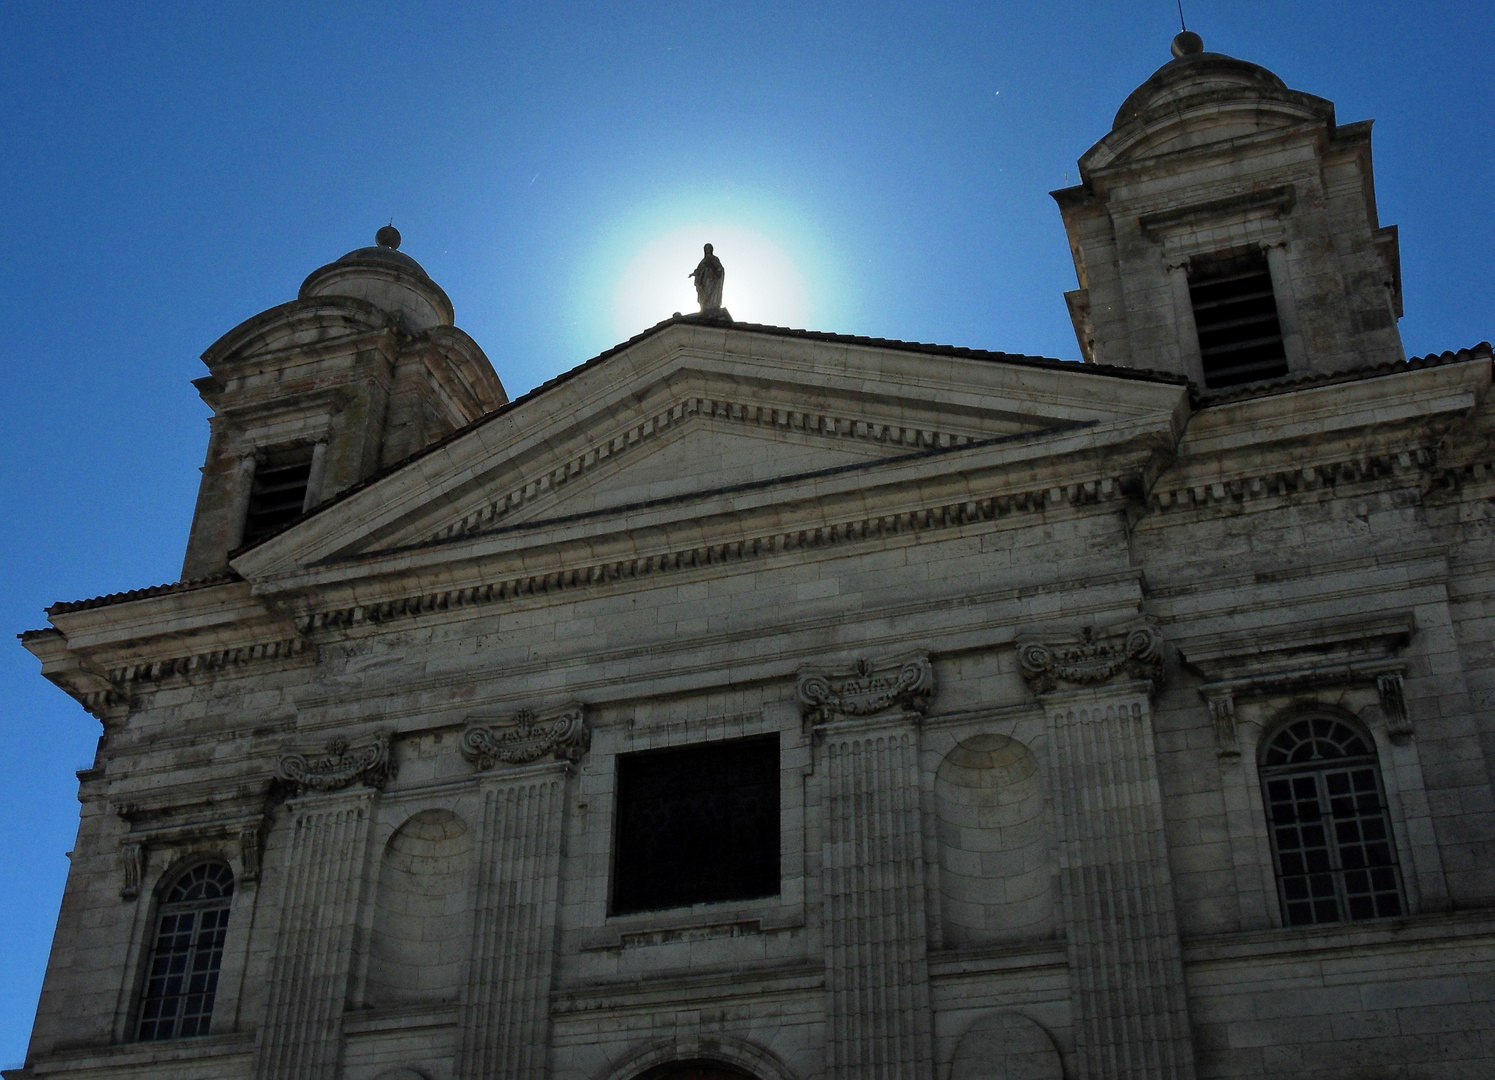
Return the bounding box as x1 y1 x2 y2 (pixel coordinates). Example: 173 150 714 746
12 32 1495 1080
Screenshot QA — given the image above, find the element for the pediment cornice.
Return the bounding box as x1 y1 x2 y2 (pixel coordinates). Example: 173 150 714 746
229 322 1189 583
266 435 1165 638
244 413 1172 603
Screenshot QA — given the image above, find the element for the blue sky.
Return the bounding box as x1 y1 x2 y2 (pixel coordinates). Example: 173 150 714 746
1 0 1491 1061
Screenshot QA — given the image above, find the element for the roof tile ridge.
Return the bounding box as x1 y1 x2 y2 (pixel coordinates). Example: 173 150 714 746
1194 343 1493 406
46 571 244 616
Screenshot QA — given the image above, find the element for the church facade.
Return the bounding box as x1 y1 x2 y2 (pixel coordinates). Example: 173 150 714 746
14 34 1495 1080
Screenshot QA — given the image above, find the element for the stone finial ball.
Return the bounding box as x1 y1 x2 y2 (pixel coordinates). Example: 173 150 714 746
1171 31 1204 58
376 224 402 250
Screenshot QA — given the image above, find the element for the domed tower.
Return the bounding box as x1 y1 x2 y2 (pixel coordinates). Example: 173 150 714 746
180 227 507 579
1053 32 1405 389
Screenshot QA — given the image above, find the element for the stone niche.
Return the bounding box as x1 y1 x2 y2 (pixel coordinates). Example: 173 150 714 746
935 734 1054 948
364 809 473 1006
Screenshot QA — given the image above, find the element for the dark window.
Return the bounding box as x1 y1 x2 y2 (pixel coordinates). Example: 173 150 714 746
612 735 780 914
1189 247 1290 389
637 1064 759 1080
138 862 234 1040
242 444 314 545
1260 717 1404 927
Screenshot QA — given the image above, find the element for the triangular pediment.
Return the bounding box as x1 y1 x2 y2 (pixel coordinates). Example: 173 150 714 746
231 320 1188 593
474 416 899 528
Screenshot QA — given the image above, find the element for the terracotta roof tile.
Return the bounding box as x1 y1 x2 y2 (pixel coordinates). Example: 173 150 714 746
46 572 243 616
1194 342 1493 406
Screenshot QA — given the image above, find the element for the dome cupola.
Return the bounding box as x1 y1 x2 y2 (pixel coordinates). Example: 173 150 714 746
1052 34 1404 389
298 224 455 332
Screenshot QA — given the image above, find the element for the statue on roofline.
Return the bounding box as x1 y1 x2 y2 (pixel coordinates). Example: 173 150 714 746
688 243 727 317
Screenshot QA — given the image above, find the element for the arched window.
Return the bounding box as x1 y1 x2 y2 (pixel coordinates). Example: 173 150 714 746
137 861 234 1040
1260 716 1404 926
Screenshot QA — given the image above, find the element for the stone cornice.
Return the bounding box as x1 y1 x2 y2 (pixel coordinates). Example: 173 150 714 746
1146 447 1435 513
1176 610 1413 681
291 470 1144 636
229 327 1189 579
106 636 315 691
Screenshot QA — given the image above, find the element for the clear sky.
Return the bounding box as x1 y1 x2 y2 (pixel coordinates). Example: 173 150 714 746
1 0 1491 1061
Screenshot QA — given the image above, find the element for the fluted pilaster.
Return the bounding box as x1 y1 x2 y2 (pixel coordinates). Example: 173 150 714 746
1042 685 1195 1080
820 718 933 1080
252 792 373 1080
455 761 568 1080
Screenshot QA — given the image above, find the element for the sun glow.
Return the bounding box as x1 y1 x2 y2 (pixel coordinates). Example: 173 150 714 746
611 223 812 340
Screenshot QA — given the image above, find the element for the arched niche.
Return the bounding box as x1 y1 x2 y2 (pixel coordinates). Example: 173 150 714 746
606 1036 796 1080
950 1010 1064 1080
365 809 472 1006
935 733 1053 947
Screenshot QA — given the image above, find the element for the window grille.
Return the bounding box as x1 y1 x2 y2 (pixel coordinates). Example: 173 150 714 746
1189 248 1290 389
137 862 234 1040
242 444 314 545
1260 717 1404 926
611 735 780 915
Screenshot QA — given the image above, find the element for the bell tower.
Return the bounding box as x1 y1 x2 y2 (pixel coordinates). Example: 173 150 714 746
180 227 507 579
1053 32 1404 389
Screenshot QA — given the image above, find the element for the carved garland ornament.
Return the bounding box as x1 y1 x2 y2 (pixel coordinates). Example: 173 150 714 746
1017 624 1163 694
461 704 590 769
796 655 934 723
275 732 395 793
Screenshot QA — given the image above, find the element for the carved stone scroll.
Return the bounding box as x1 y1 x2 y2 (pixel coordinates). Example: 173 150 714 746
1023 625 1195 1080
275 732 394 793
1017 624 1162 694
806 654 936 1079
1204 690 1239 758
460 704 589 770
238 823 263 882
1377 671 1412 741
796 654 933 723
120 840 146 901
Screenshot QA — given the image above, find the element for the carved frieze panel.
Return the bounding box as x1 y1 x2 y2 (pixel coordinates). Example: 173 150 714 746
1017 624 1163 695
796 654 934 724
461 703 589 769
276 732 395 793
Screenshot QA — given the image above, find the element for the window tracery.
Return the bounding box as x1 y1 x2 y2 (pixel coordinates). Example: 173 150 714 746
137 861 234 1040
1260 716 1404 926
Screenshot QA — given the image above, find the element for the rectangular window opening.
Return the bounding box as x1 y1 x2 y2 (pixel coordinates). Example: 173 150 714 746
1188 247 1290 389
242 443 314 546
611 734 780 915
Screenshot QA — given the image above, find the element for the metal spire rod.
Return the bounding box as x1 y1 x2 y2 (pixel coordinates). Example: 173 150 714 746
1177 0 1187 31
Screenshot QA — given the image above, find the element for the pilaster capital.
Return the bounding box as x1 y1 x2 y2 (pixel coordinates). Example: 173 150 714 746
1016 622 1163 697
275 730 395 794
796 653 933 727
460 702 590 770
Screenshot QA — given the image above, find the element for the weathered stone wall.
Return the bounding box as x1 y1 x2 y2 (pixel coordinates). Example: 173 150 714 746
19 369 1495 1079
